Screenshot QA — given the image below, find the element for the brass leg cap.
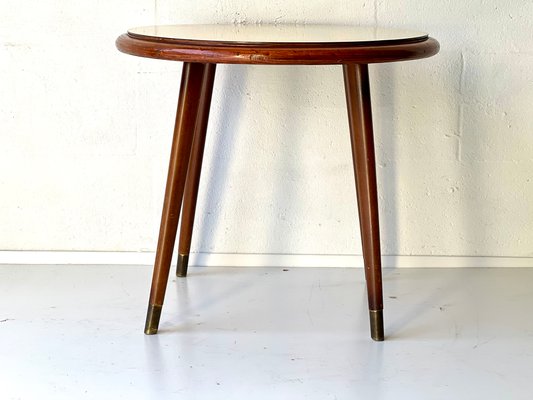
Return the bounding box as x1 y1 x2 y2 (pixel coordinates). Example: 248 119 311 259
176 254 189 277
144 304 162 335
369 309 384 341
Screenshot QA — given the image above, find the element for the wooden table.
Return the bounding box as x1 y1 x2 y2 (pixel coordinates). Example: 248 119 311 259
116 24 439 341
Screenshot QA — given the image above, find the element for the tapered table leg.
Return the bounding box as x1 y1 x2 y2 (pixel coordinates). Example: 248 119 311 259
176 64 217 277
343 64 384 341
145 62 209 335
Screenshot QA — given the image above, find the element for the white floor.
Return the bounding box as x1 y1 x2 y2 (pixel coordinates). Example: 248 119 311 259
1 265 533 399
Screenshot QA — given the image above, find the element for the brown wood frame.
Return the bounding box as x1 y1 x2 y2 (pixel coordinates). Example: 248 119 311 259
116 33 439 65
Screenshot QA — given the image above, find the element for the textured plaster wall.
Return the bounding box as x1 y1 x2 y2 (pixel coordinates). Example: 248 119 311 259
1 1 532 258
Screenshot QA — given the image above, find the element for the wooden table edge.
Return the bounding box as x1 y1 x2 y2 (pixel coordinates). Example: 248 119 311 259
116 33 440 65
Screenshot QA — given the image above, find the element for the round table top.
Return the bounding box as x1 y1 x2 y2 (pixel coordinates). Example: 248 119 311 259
117 24 439 65
127 24 428 46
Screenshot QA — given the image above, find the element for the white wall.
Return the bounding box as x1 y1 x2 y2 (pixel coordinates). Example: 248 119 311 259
1 1 532 259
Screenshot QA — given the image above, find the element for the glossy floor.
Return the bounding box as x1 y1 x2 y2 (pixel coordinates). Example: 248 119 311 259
1 265 532 399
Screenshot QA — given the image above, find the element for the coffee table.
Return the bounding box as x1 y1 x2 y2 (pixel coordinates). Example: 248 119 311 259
116 24 439 341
